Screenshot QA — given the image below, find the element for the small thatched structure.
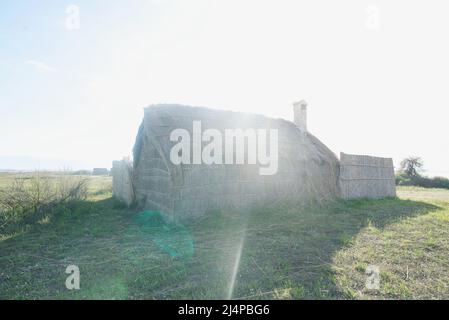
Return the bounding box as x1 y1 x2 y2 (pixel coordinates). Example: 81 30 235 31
92 168 110 176
339 152 396 199
111 159 134 206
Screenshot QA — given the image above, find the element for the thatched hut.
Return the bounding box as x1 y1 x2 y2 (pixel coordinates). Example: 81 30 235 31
121 103 340 220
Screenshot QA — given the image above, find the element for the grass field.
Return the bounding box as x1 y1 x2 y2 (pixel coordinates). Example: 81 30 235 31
1 173 448 299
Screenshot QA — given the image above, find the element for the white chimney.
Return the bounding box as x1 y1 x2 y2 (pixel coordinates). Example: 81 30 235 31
293 100 307 132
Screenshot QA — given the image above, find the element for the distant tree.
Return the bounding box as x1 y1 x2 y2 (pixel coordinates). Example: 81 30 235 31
400 157 423 177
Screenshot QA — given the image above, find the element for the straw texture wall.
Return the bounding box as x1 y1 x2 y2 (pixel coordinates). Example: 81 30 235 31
112 159 134 206
339 152 396 200
131 104 340 220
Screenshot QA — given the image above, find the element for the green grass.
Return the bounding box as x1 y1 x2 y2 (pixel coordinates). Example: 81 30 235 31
1 174 448 300
333 188 449 299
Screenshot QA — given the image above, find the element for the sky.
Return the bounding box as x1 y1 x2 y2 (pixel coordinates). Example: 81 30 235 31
0 0 448 176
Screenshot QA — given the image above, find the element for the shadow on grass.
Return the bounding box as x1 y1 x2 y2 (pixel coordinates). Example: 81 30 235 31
0 196 441 300
224 197 440 299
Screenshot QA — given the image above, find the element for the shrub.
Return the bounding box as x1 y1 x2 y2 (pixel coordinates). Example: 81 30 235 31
396 172 449 189
0 172 88 230
396 172 414 186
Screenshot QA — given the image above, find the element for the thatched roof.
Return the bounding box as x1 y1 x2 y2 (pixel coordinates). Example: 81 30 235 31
130 104 340 220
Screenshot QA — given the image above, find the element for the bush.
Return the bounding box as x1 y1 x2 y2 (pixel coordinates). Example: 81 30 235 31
396 172 414 186
0 172 88 230
396 172 449 189
414 176 449 189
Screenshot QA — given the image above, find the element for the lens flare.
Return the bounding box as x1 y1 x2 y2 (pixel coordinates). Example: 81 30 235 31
226 229 246 300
